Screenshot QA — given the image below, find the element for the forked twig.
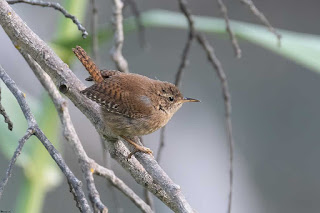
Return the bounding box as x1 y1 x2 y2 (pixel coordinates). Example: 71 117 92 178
7 0 88 38
0 128 33 198
111 0 129 73
176 0 235 212
240 0 281 44
217 0 242 58
0 84 13 130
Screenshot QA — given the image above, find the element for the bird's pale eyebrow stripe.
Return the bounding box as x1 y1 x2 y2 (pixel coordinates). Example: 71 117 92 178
140 95 152 106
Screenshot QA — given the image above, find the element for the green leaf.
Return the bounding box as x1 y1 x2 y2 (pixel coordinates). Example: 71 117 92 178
54 9 320 74
140 10 320 73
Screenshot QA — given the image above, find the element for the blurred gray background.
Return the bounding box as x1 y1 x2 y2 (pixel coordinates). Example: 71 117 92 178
1 0 320 212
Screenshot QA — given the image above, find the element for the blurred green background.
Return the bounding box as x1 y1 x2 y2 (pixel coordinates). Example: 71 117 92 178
1 0 320 212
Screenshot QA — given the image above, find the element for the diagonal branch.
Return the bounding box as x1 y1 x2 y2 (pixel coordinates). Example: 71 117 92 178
7 0 88 38
177 0 234 213
0 84 13 130
196 34 234 213
240 0 281 44
156 0 195 165
217 0 242 58
0 65 91 212
110 0 129 73
123 0 147 48
0 128 33 199
90 0 99 62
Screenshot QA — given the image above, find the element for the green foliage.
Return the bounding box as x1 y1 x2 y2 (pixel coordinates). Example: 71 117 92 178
53 9 320 73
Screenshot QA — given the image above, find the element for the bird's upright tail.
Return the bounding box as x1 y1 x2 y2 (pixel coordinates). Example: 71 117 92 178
72 46 103 83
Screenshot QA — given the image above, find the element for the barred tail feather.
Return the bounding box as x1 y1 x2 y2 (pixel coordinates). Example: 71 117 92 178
72 46 103 83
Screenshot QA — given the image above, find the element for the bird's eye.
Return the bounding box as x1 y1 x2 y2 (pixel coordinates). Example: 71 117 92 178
169 97 174 101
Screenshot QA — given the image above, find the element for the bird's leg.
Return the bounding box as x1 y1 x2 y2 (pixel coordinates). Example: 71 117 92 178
121 136 153 159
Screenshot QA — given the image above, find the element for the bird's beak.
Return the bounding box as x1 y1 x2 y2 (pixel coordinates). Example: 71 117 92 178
181 97 200 103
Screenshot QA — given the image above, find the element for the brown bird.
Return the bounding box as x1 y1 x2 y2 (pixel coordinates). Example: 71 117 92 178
73 46 199 157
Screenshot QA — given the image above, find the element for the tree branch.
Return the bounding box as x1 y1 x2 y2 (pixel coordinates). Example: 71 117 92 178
217 0 242 58
240 0 281 45
7 0 88 38
90 0 99 62
0 84 13 130
176 0 235 213
123 0 147 48
110 0 129 73
0 128 33 199
0 65 92 212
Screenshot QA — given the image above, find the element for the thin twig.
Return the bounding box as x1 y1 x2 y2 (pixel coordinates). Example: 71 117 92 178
0 128 33 199
196 33 234 213
82 161 108 213
0 84 13 130
123 0 147 48
217 0 242 58
94 163 153 213
110 0 129 73
90 0 99 62
144 189 155 212
240 0 281 45
0 65 92 212
156 1 195 164
156 126 166 163
101 137 121 213
177 0 234 213
140 137 156 211
7 0 88 38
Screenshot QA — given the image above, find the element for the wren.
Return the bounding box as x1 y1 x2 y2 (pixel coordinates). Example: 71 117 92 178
73 46 199 156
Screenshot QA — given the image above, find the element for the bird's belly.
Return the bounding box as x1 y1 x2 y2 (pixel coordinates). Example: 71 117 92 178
103 112 169 137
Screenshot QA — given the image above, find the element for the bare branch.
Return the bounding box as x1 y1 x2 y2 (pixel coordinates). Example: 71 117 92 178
133 139 194 213
196 33 234 213
123 0 147 48
240 0 281 44
156 0 195 165
0 1 194 211
101 139 122 213
176 0 235 212
217 0 242 58
93 162 153 213
0 128 33 199
90 0 99 62
7 0 88 38
0 65 92 212
0 84 13 130
156 126 166 163
144 189 155 212
110 0 129 73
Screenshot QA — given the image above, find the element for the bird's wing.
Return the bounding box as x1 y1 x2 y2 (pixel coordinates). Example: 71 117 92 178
85 69 122 81
81 77 153 118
